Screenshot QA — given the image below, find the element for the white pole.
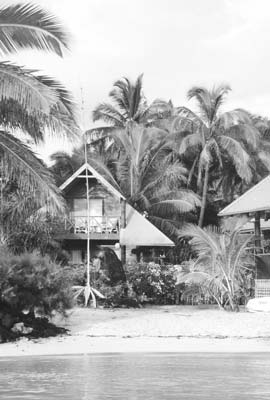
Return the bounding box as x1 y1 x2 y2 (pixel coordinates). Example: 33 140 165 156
84 135 91 287
80 88 91 290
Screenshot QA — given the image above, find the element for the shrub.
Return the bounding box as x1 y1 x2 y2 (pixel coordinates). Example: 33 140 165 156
126 262 177 305
0 247 74 342
67 262 177 307
96 282 139 308
0 248 74 316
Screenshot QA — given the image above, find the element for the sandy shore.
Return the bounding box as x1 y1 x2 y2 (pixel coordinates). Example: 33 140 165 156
1 305 270 356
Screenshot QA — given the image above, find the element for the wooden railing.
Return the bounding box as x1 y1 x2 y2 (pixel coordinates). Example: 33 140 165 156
64 215 120 235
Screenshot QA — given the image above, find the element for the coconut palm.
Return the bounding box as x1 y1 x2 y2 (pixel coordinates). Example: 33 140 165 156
178 220 253 311
92 74 148 129
0 3 78 215
90 125 201 239
173 85 261 227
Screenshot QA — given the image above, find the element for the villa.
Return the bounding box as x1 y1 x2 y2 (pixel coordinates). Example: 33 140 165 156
55 163 174 264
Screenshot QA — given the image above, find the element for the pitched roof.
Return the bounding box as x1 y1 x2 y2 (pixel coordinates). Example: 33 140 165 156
120 204 174 247
218 175 270 217
60 162 125 200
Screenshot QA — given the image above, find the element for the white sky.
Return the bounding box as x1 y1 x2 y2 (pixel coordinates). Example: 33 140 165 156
4 0 270 161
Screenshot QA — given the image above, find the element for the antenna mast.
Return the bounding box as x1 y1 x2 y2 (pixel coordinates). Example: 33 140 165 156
81 88 91 289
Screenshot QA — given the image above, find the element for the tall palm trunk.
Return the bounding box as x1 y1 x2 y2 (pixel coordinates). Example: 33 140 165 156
198 164 209 227
130 164 133 197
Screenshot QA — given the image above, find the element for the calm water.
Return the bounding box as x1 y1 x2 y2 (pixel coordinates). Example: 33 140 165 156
0 353 270 399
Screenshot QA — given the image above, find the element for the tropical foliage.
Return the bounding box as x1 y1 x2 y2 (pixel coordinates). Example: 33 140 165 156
0 3 78 226
92 74 148 131
50 76 270 247
177 221 254 311
169 85 261 226
67 261 178 307
0 247 73 342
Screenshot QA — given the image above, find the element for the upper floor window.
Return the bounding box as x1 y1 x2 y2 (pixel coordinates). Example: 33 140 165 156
73 198 103 216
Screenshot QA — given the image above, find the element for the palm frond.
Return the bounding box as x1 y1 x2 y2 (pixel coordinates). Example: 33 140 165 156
178 132 202 154
151 188 201 206
132 73 144 118
226 124 260 149
187 86 212 122
217 109 252 130
0 98 43 142
257 150 270 171
158 161 188 188
147 98 174 120
0 3 69 56
0 130 65 214
179 224 221 255
110 77 131 112
0 62 78 141
92 103 125 126
150 199 198 217
188 84 231 124
148 215 179 239
218 136 252 182
87 156 122 193
172 107 204 132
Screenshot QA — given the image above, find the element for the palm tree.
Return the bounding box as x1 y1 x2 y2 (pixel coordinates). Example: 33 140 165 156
90 125 201 239
0 3 78 215
178 220 253 311
92 74 148 130
173 85 260 227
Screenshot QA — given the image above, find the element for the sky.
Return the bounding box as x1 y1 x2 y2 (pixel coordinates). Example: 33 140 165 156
4 0 270 161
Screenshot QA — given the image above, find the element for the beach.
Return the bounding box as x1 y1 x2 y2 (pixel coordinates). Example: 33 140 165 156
1 305 270 357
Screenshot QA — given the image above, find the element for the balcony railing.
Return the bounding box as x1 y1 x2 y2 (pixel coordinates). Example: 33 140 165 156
64 215 120 235
245 239 270 255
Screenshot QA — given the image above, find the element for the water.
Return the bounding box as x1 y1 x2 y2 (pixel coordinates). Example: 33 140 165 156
0 353 270 399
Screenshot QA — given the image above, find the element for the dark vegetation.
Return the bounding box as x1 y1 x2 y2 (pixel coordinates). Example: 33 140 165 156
0 248 73 343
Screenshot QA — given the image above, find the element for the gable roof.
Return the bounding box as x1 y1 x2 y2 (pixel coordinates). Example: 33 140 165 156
218 175 270 217
60 162 125 200
60 163 174 247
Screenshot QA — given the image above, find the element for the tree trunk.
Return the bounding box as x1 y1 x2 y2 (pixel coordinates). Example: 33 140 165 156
120 199 126 265
198 164 209 227
254 212 261 251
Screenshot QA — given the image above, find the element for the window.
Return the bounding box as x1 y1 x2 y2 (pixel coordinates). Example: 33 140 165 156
73 198 103 217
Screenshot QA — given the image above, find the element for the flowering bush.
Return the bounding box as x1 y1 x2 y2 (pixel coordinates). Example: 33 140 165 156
66 261 178 307
126 263 177 305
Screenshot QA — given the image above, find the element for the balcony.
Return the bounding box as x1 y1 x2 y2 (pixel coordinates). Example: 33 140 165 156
56 215 120 240
245 238 270 255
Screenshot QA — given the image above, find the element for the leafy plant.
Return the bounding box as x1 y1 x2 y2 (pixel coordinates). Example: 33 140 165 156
126 262 177 305
178 222 254 311
0 2 78 222
0 247 74 317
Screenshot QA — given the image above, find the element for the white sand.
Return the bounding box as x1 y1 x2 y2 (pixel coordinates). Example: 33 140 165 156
1 306 270 357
